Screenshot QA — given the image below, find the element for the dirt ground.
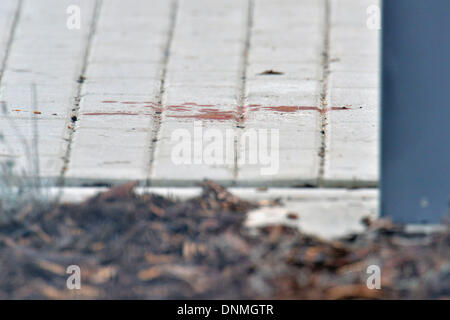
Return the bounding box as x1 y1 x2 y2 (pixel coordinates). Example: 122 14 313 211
0 181 448 299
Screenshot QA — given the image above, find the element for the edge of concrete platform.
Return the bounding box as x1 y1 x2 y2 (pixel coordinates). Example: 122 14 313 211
23 186 446 240
35 176 379 188
321 178 379 188
51 186 378 203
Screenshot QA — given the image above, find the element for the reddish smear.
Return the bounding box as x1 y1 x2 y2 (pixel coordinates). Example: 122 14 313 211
198 108 220 113
98 101 352 111
167 105 191 112
236 105 247 113
168 111 234 121
87 101 352 121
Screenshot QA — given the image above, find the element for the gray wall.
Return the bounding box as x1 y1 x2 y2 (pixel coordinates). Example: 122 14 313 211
381 0 450 223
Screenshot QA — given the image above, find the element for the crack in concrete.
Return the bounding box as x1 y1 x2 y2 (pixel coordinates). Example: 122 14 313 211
318 0 331 187
147 0 180 186
59 0 103 186
233 0 254 183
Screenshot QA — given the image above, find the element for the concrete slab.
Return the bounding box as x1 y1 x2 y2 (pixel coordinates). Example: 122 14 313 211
236 0 324 186
0 0 380 188
150 0 248 186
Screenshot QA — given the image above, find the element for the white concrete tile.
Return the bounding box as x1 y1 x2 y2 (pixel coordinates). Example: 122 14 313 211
1 0 381 188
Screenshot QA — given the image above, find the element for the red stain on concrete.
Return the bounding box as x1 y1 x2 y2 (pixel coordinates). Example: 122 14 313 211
143 105 164 112
258 106 353 114
89 101 352 121
198 108 220 113
167 111 234 121
167 105 192 112
262 106 322 113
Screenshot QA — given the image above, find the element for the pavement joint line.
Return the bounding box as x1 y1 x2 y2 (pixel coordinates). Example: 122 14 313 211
0 0 22 90
59 0 103 186
318 0 331 187
233 0 254 183
147 0 180 187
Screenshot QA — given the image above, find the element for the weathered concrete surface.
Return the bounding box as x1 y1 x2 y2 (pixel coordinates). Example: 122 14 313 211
237 0 324 186
66 0 173 183
150 0 247 186
0 0 380 188
324 0 379 186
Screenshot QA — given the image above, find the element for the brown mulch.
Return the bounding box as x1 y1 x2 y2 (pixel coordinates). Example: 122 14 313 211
0 181 448 299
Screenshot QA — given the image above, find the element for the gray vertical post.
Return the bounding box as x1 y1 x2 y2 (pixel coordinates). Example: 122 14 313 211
381 0 450 223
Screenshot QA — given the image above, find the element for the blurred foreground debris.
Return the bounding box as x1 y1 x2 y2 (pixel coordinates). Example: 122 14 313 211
0 181 448 299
